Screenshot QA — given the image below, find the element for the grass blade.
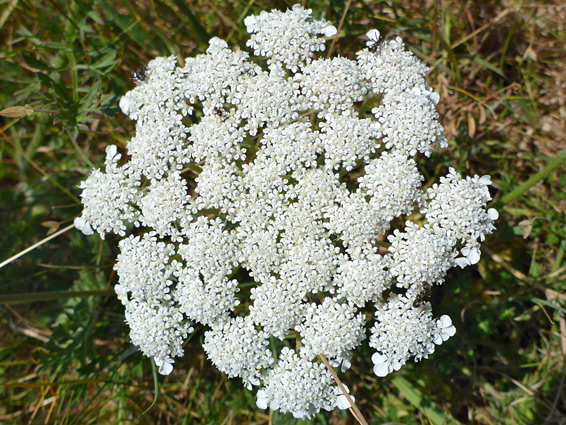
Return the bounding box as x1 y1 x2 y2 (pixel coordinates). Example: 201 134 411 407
500 150 566 205
392 376 462 425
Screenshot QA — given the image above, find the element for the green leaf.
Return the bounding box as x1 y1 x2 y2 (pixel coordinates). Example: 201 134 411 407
0 289 110 305
21 54 52 72
139 359 160 417
531 298 566 314
470 56 506 78
91 50 118 70
95 0 152 50
392 376 462 425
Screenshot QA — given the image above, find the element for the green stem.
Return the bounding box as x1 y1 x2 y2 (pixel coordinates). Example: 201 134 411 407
172 0 210 47
0 289 111 305
66 49 78 104
139 359 159 417
68 368 121 425
0 377 139 389
500 150 566 205
552 239 565 273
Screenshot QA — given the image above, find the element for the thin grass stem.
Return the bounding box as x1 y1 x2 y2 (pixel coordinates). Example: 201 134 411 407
319 354 369 425
326 0 352 58
139 359 159 417
0 223 75 270
499 150 566 205
1 133 80 203
0 289 111 305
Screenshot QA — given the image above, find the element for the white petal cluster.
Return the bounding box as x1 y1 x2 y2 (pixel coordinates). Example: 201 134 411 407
75 146 140 238
114 233 176 303
245 4 336 73
203 316 273 389
194 159 240 213
357 36 429 95
114 234 193 371
231 69 300 135
175 217 240 326
357 37 446 157
325 191 381 248
372 87 447 157
182 37 254 109
249 280 308 339
334 244 391 307
120 56 191 180
124 298 191 375
75 4 497 418
139 172 189 239
297 299 366 362
387 222 457 297
294 57 368 117
256 347 339 419
369 295 442 376
187 115 246 162
358 151 425 225
422 169 498 266
319 115 381 171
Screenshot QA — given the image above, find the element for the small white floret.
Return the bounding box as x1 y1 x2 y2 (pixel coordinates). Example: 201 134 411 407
322 24 337 37
244 15 257 33
155 357 174 375
208 37 228 49
430 92 440 104
336 385 355 409
455 256 470 269
488 208 499 220
462 246 481 265
106 145 118 161
244 376 260 390
74 216 94 236
256 388 268 409
119 96 132 116
366 29 380 42
114 284 127 297
371 352 391 377
434 315 456 345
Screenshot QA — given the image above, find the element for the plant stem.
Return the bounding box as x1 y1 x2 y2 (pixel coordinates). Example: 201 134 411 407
326 0 352 58
0 223 75 269
319 354 369 425
500 150 566 205
0 289 110 305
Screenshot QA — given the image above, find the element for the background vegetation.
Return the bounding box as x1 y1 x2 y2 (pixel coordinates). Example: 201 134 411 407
1 0 565 424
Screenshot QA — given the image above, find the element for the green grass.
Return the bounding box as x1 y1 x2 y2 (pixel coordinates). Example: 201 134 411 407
1 0 565 424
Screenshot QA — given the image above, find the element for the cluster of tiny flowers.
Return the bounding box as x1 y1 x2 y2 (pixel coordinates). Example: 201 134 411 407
75 4 497 419
245 4 337 73
369 294 451 377
256 347 340 418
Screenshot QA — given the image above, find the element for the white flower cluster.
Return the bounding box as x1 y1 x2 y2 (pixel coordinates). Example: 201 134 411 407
256 347 341 419
75 4 497 419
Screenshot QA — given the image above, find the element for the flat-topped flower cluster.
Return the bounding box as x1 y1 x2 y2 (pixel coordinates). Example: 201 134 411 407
75 4 497 419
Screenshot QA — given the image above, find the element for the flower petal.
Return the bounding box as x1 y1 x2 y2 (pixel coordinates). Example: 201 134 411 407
158 360 174 375
430 92 440 105
337 394 354 409
455 257 470 268
373 362 390 377
366 29 380 41
439 315 452 328
488 208 499 220
467 247 481 264
371 352 387 365
322 24 337 37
